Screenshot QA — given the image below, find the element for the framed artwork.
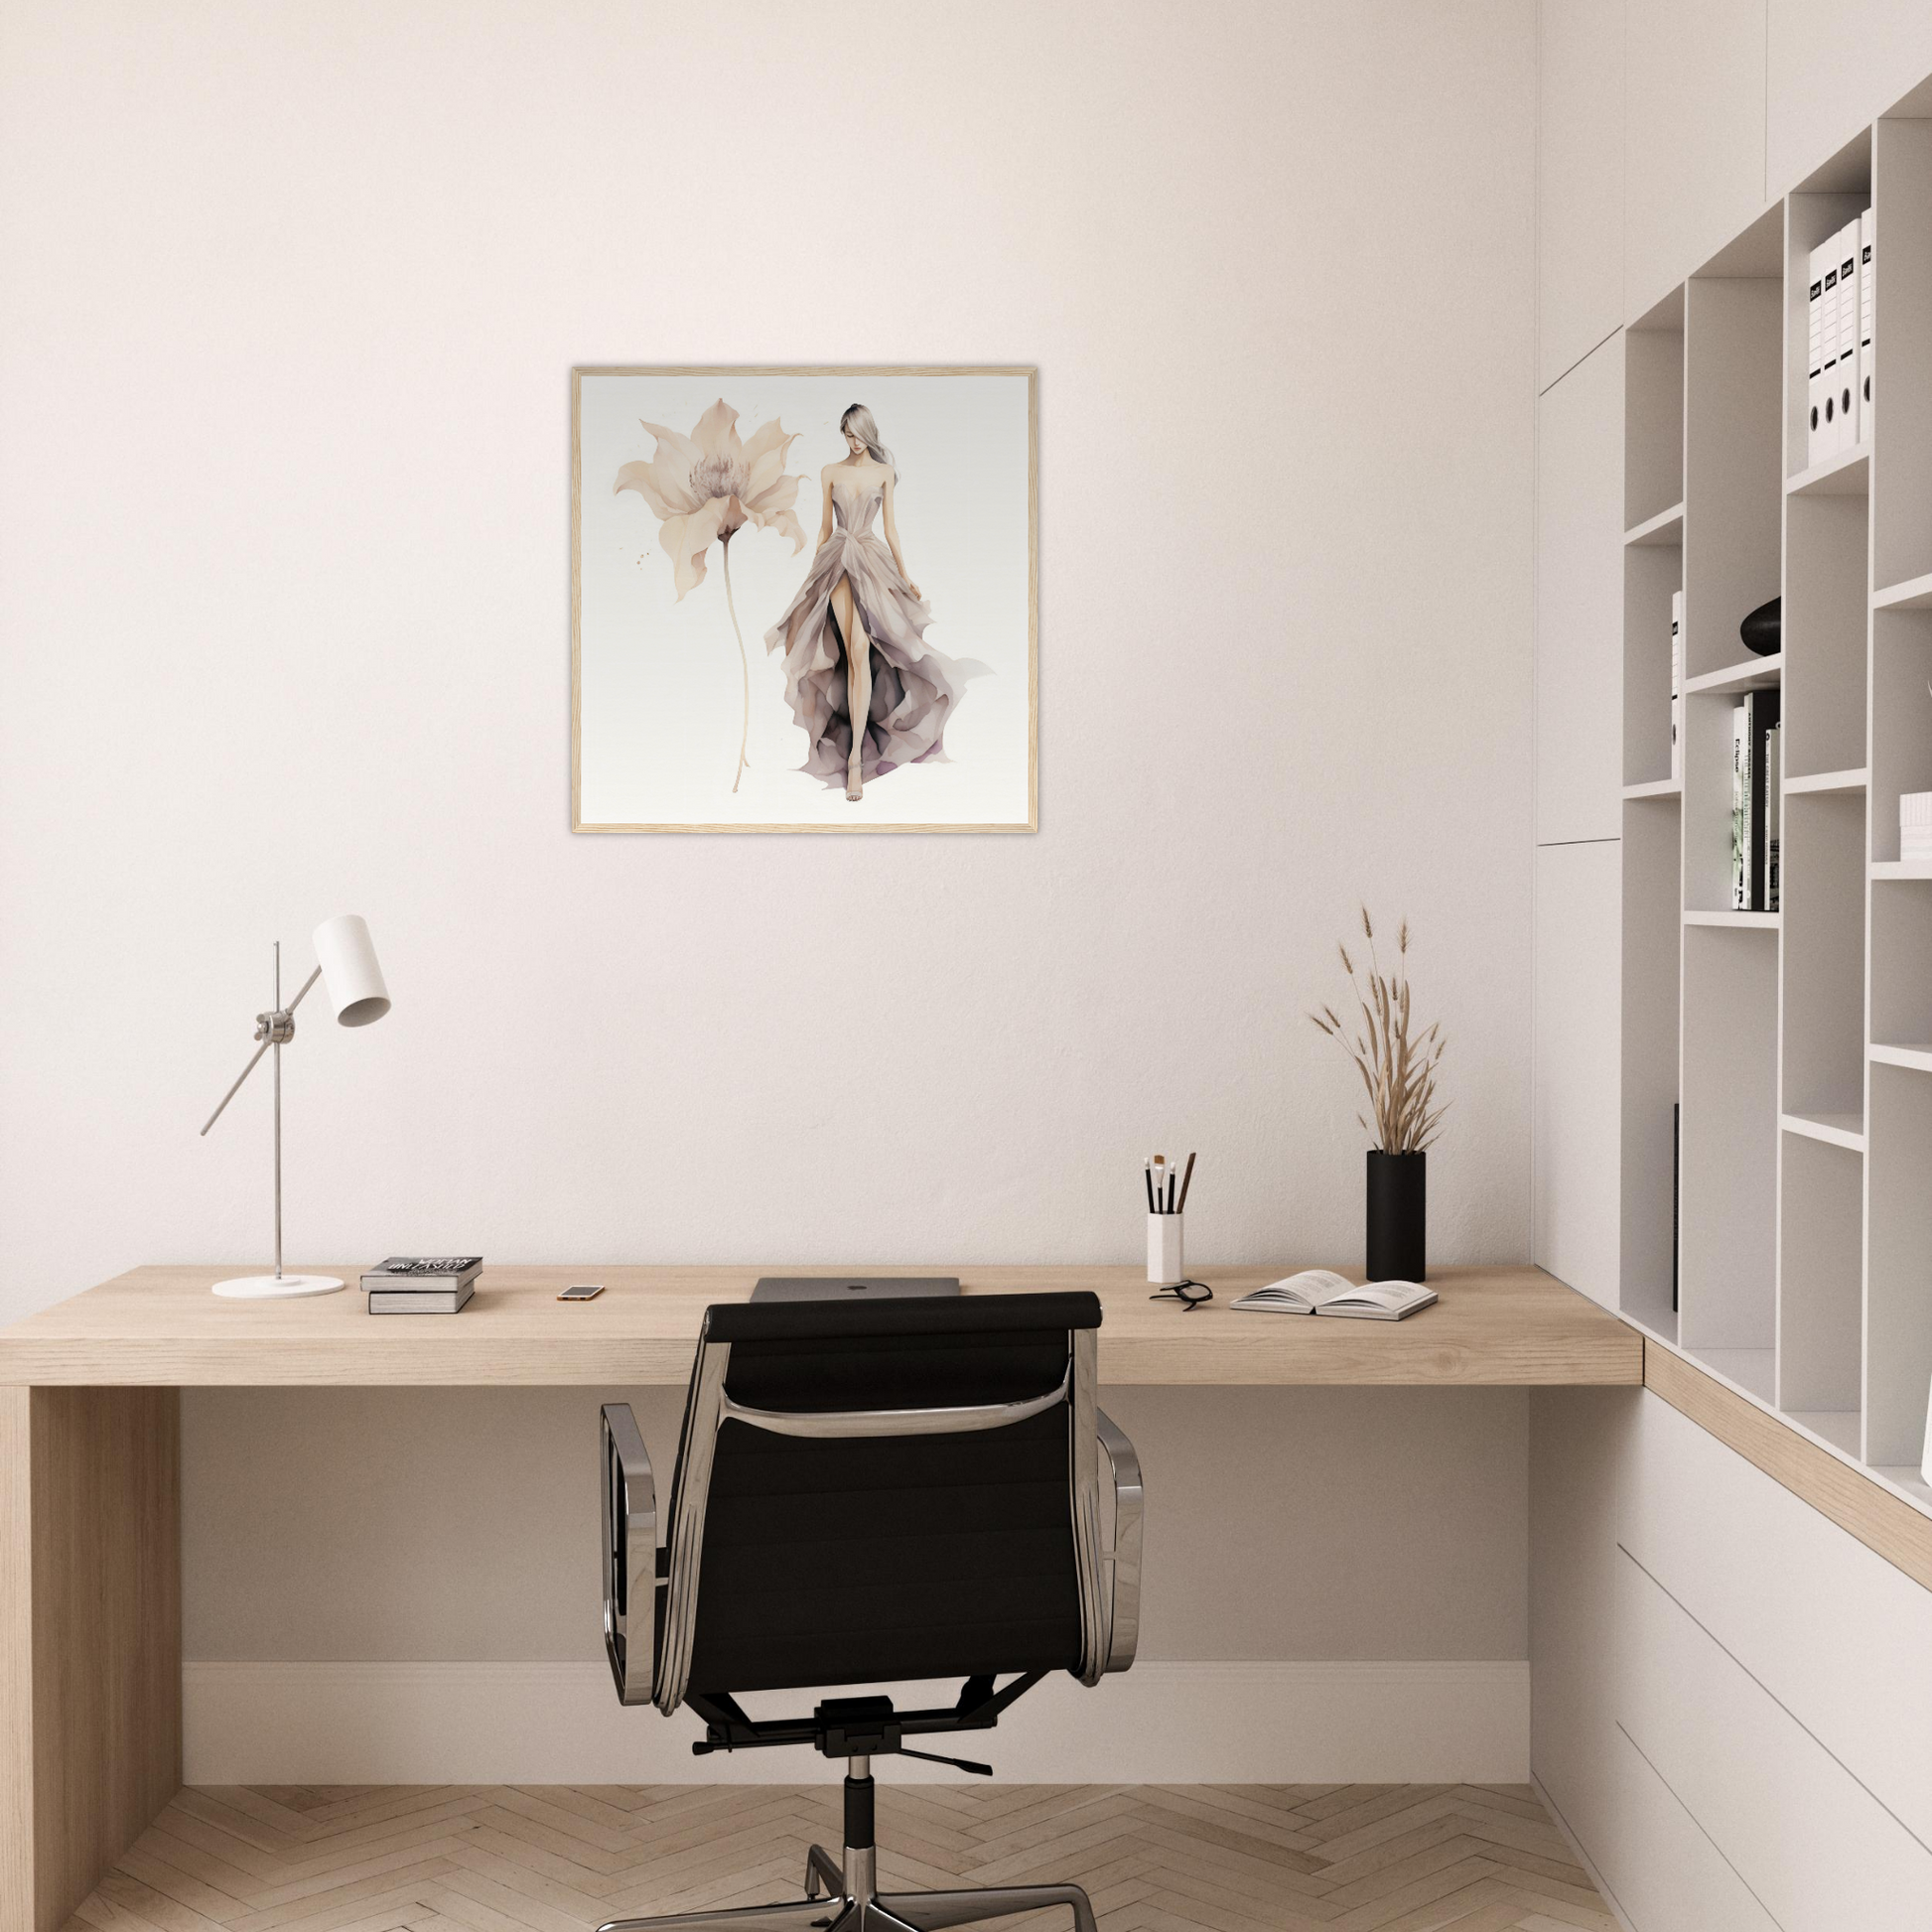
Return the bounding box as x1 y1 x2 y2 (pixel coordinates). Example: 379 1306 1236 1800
572 365 1036 833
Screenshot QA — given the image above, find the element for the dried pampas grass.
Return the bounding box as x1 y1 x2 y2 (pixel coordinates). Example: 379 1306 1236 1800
1310 907 1449 1154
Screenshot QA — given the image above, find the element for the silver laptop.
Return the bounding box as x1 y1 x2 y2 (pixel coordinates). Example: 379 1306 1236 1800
751 1276 961 1303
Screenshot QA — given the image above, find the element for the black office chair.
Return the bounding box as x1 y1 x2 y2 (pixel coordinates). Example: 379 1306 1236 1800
597 1291 1143 1932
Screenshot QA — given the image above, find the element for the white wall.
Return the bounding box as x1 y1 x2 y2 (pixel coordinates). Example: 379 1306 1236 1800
0 0 1540 1766
0 0 1537 1312
182 1383 1530 1663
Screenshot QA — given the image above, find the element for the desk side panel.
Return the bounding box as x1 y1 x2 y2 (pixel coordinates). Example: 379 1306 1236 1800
28 1388 182 1932
1 1390 31 1932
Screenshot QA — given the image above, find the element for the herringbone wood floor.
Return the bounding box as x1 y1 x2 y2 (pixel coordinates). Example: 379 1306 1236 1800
65 1784 1617 1932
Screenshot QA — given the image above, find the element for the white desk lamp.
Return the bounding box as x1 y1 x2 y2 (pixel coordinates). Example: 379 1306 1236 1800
200 913 391 1299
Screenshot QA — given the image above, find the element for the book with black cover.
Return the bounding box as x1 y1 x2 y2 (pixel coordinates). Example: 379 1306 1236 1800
1745 688 1781 909
361 1256 483 1291
1672 1102 1681 1314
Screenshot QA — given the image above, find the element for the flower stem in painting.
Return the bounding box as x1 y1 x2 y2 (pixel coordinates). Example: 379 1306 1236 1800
720 532 748 794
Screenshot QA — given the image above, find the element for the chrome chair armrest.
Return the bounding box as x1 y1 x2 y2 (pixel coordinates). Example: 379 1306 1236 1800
1095 1407 1143 1673
601 1403 658 1707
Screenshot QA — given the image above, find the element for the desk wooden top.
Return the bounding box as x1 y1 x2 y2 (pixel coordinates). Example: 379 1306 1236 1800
0 1263 1640 1387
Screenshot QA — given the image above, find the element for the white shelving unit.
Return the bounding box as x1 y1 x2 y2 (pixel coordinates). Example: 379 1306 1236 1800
1619 103 1932 1515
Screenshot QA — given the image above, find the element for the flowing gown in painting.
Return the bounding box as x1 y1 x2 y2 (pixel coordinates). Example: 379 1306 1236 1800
763 475 986 788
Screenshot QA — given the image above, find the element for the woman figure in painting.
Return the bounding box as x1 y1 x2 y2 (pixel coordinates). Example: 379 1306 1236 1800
764 404 984 800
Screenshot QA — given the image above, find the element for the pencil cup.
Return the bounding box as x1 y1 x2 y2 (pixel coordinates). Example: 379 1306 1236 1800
1148 1213 1184 1287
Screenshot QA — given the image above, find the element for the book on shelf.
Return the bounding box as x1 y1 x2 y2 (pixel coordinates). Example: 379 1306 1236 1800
1229 1270 1437 1320
1748 690 1780 910
1837 218 1861 454
360 1256 483 1291
1671 1101 1680 1316
1738 691 1777 907
1861 207 1874 443
1765 720 1781 912
1817 236 1845 458
1728 692 1781 911
368 1282 475 1315
1670 591 1683 781
1730 704 1748 907
1807 239 1828 466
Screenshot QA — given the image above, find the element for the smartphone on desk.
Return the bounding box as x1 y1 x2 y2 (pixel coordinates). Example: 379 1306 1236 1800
558 1283 605 1301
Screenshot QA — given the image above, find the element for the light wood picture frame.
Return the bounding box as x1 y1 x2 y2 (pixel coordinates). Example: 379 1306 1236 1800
572 365 1037 833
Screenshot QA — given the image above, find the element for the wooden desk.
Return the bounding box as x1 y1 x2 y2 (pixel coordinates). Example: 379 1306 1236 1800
0 1261 1637 1388
0 1263 1635 1932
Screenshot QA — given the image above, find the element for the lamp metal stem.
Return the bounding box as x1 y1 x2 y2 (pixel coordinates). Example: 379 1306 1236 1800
273 943 283 1281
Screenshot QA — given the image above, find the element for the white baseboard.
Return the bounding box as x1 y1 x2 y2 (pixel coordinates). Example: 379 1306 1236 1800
183 1659 1528 1786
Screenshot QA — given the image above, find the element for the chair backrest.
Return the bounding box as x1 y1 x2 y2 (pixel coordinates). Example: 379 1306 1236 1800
652 1291 1107 1713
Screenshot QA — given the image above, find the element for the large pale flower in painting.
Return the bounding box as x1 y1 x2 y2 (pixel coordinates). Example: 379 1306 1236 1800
617 400 805 793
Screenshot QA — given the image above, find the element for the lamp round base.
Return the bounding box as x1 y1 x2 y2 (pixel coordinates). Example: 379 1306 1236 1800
210 1274 345 1300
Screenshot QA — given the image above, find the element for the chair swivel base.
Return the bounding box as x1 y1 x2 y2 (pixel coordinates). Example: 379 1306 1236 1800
595 1842 1098 1932
595 1751 1098 1932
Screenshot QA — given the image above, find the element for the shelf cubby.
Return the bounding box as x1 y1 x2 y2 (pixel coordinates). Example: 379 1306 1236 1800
1683 677 1780 914
1784 494 1868 777
1867 1062 1932 1466
1678 924 1778 1362
1619 792 1683 1341
1625 288 1685 532
1781 791 1865 1119
1684 241 1782 683
1777 1132 1863 1427
1869 873 1932 1050
1623 537 1682 788
1786 171 1870 483
1869 607 1932 861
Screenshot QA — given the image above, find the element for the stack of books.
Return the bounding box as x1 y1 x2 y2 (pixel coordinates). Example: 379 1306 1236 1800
1729 692 1781 911
361 1256 483 1313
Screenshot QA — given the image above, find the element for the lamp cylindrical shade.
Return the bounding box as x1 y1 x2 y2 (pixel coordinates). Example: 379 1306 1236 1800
312 914 390 1028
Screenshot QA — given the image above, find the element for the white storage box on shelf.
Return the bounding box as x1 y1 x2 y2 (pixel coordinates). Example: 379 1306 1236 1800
1900 791 1932 861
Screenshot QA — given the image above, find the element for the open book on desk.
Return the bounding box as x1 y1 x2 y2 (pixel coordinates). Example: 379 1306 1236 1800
1230 1270 1437 1320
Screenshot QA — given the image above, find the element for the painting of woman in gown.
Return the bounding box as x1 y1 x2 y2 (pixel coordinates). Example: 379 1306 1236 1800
763 405 987 801
572 366 1035 833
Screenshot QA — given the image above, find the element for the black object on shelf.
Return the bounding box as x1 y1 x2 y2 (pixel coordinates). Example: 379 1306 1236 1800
1366 1150 1426 1282
1740 595 1781 657
1672 1102 1680 1315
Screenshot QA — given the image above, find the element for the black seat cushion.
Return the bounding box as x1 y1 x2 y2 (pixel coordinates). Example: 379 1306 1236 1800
681 1293 1098 1696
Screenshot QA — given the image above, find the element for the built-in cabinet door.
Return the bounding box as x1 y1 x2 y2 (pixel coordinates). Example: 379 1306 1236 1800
1534 840 1621 1309
1767 0 1932 194
1534 1387 1932 1929
1537 0 1623 389
1536 335 1624 844
1624 0 1769 318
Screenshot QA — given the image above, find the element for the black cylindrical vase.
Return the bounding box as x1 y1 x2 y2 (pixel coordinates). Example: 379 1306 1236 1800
1366 1150 1427 1282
